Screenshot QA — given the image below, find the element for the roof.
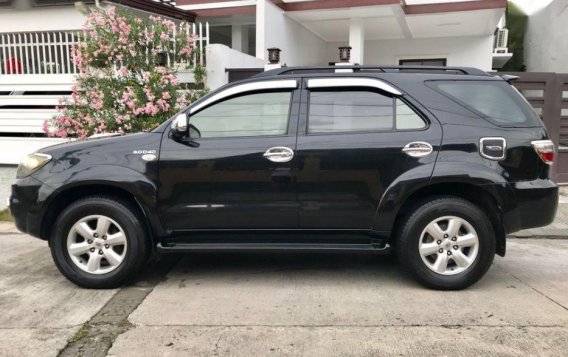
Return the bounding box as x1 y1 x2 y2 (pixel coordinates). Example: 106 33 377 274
107 0 196 21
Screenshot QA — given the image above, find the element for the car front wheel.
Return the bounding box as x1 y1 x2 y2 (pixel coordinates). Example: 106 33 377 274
396 196 495 290
50 196 149 289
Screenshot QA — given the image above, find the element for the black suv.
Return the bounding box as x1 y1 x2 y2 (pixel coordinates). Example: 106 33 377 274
10 65 558 290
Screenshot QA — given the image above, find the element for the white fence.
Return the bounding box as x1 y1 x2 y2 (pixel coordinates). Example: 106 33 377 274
0 23 209 164
0 22 209 75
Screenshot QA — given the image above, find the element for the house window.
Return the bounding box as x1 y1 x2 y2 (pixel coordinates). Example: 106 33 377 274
399 58 447 66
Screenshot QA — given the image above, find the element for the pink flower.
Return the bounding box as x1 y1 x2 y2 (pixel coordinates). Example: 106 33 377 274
143 87 155 101
145 102 159 116
42 120 51 135
157 99 170 111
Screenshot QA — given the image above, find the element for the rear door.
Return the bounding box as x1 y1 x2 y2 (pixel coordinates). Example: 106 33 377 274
295 77 442 229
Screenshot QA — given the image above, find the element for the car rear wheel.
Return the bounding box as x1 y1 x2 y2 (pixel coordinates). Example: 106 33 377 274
50 196 149 289
396 196 495 290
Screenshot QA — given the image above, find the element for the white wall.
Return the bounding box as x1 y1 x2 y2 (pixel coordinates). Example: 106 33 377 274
257 0 327 66
525 0 568 72
206 44 265 90
0 7 86 33
326 35 494 70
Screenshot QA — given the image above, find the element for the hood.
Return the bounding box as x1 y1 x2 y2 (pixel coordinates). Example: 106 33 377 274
39 132 152 156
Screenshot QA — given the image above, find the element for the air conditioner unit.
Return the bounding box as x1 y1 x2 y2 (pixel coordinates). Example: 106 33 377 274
494 28 509 54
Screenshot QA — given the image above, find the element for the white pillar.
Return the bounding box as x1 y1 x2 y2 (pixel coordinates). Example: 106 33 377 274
241 26 250 54
349 20 365 64
256 0 266 60
232 25 243 52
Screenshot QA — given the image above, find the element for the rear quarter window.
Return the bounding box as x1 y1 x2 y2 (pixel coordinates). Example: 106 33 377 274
427 80 542 127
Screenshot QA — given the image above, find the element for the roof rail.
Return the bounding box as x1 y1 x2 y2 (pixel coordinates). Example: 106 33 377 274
256 65 490 77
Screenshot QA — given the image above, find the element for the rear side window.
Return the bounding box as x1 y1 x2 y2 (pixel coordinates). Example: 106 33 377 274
308 90 426 133
429 80 542 127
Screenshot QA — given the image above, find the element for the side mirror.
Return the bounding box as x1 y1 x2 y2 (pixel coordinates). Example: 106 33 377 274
172 113 188 134
171 113 200 147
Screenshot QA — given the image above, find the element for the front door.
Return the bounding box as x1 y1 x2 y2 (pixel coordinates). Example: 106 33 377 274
294 77 441 229
158 80 301 231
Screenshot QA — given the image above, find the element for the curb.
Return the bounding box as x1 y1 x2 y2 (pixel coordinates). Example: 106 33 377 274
0 221 19 234
508 235 568 239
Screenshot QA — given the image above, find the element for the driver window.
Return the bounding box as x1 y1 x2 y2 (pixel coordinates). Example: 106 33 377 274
190 91 292 138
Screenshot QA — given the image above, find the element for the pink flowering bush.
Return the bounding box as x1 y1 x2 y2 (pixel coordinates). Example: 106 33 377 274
46 6 207 139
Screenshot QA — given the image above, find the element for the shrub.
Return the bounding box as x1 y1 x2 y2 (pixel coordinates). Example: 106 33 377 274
45 6 207 139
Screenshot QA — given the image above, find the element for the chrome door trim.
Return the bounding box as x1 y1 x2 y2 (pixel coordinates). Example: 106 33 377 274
402 141 433 158
306 78 402 96
263 146 294 163
189 80 298 114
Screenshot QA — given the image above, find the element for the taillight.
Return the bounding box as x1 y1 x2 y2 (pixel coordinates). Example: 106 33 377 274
531 140 555 165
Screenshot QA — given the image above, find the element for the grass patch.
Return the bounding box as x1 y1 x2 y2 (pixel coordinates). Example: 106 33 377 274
69 323 92 343
0 208 13 222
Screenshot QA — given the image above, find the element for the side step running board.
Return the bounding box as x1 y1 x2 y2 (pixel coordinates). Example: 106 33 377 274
157 242 390 254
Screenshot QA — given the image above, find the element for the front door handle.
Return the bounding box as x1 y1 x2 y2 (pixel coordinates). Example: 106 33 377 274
263 146 294 163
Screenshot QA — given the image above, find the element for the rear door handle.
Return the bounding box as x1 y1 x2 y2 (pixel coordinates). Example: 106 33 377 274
402 142 433 158
263 146 294 163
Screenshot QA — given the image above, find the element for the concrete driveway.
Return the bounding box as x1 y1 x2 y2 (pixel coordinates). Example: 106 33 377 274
1 224 567 357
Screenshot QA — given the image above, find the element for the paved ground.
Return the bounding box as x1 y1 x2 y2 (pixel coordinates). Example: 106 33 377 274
0 226 567 356
0 230 118 357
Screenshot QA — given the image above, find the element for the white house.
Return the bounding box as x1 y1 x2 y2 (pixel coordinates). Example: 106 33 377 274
179 0 507 74
525 0 568 73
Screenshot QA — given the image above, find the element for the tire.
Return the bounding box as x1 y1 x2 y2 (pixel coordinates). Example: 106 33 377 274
396 196 495 290
50 196 149 289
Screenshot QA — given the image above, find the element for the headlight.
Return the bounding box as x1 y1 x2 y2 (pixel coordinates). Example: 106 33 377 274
16 153 52 179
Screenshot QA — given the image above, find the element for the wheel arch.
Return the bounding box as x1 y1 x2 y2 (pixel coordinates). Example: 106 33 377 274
391 181 508 256
39 183 160 249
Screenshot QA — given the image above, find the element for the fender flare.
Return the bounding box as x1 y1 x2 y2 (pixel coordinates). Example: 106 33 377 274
373 161 516 253
37 165 167 242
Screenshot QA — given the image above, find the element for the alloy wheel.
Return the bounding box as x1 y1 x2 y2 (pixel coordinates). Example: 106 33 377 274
418 216 479 275
66 215 128 274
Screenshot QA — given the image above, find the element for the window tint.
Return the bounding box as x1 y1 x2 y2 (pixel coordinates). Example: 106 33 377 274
431 80 542 126
190 91 291 138
396 99 426 130
308 91 393 133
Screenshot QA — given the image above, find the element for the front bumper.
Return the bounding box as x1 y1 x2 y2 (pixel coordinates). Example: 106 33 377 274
9 176 45 239
504 178 558 234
